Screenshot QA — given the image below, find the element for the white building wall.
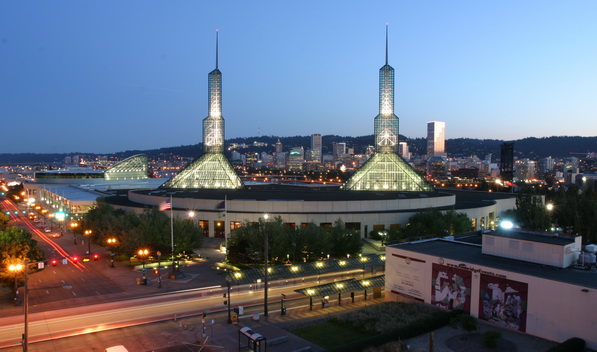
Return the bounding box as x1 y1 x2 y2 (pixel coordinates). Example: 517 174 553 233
386 244 597 349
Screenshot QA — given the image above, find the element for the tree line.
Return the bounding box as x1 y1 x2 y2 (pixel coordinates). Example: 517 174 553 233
82 199 203 259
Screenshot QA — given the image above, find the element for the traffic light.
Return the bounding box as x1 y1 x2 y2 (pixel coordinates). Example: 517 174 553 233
202 312 206 318
51 259 58 267
223 293 227 298
153 269 159 274
224 300 228 305
13 211 18 214
93 254 99 261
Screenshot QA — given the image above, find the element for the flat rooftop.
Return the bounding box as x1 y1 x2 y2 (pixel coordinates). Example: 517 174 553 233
390 238 597 289
489 228 576 246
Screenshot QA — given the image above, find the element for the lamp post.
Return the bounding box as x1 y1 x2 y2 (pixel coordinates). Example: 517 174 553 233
380 231 387 246
138 249 148 284
307 289 315 311
263 213 269 317
156 251 162 288
8 259 30 351
107 237 117 267
70 221 78 245
226 276 232 324
8 263 23 305
336 283 344 306
84 229 92 254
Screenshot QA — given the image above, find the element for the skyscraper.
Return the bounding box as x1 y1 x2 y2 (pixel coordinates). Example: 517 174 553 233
427 121 446 157
342 26 431 192
163 31 243 189
310 134 322 162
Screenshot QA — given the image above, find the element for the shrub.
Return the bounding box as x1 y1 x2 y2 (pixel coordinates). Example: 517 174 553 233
546 337 586 352
483 331 501 348
449 314 478 333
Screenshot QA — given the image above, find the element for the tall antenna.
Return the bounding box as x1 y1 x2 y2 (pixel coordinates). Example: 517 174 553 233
385 23 389 65
215 29 219 69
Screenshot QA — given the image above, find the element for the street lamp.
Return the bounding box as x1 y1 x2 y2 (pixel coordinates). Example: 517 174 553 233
107 237 117 267
70 221 78 245
84 229 92 254
138 249 149 285
8 259 30 351
307 289 315 311
263 213 269 317
226 276 232 324
8 263 23 305
379 231 387 246
336 283 345 306
156 251 162 288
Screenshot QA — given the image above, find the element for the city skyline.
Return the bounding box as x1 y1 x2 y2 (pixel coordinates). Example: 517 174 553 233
2 1 596 154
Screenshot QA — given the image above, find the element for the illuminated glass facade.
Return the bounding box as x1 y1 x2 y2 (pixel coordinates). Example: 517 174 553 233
342 153 432 191
163 153 242 189
163 32 243 190
104 154 148 180
343 26 431 192
375 64 399 153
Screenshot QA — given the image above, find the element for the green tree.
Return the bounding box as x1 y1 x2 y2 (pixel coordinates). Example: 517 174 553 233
0 227 45 285
515 187 550 230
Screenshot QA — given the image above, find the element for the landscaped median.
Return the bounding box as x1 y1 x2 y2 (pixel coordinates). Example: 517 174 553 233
290 302 463 352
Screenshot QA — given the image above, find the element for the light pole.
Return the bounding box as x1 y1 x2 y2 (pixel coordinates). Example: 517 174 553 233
307 289 315 311
8 259 30 351
8 263 23 305
138 249 148 285
84 229 92 254
70 221 78 245
156 251 162 288
226 276 232 324
262 214 269 317
107 237 117 267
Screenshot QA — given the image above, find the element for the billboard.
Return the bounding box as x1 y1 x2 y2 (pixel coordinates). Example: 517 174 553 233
431 263 472 312
479 275 528 332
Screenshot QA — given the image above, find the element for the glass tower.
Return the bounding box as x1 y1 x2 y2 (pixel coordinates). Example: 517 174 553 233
343 26 432 192
164 31 243 190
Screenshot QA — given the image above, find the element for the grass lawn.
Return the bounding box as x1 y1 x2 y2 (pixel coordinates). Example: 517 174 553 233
291 320 371 349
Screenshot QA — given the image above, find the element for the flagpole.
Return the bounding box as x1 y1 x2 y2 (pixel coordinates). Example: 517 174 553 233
224 195 228 261
170 194 174 275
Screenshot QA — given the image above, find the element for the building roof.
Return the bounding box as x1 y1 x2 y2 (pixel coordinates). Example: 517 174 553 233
390 238 597 289
489 228 576 246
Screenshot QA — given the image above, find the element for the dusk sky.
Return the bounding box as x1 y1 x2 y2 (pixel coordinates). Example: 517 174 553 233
2 1 596 154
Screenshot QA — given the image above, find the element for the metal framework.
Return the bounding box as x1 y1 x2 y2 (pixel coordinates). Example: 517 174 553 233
162 153 242 189
104 154 148 180
163 31 243 190
342 153 432 191
343 26 431 192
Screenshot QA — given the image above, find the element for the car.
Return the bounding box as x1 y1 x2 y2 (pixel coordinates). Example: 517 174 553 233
44 228 51 233
51 233 60 238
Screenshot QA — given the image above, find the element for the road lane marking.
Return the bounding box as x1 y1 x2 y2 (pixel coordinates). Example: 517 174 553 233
72 291 77 296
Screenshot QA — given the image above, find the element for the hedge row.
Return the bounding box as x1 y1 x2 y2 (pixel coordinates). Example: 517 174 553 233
325 309 464 352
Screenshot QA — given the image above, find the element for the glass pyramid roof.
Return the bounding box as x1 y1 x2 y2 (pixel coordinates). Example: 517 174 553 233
342 152 432 191
162 153 243 189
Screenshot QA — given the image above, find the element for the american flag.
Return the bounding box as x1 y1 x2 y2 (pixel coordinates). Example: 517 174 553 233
159 199 172 211
216 200 226 209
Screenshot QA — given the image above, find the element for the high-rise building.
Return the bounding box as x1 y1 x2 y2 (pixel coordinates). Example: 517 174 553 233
499 142 514 182
288 147 304 171
311 134 322 162
342 26 432 192
398 142 410 160
427 121 446 157
163 31 243 189
275 139 283 153
332 142 347 162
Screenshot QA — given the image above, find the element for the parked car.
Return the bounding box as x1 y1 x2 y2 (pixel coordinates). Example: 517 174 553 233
44 228 51 233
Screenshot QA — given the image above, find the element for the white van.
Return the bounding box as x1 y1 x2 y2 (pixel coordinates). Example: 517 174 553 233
104 346 129 352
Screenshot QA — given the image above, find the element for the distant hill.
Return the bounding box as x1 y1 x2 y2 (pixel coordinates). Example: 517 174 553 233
1 136 596 164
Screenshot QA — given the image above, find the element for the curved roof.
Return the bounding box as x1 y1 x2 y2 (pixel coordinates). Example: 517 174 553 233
105 154 148 181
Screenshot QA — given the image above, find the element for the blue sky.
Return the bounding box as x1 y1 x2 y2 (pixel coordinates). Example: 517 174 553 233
1 1 596 154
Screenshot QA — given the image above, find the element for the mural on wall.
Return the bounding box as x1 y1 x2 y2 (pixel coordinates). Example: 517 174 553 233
431 263 471 312
479 275 528 332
